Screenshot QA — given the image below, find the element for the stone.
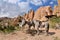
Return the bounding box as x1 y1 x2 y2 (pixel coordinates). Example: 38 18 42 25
23 9 34 21
33 6 52 21
53 6 60 17
28 9 34 21
40 17 48 22
58 0 60 6
23 13 29 21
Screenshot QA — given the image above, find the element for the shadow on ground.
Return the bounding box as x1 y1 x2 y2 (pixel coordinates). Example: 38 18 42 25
48 32 55 35
26 30 55 36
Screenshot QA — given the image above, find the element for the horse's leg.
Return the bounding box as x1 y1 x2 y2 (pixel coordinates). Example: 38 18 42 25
28 25 31 30
37 26 40 35
33 20 39 35
45 23 49 35
35 23 40 35
19 22 26 31
36 21 42 35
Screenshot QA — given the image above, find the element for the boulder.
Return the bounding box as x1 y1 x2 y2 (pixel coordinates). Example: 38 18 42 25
33 7 43 20
58 0 60 6
53 6 60 17
11 16 22 26
28 9 34 21
33 6 52 21
23 9 34 21
57 12 60 17
40 17 48 22
23 13 29 21
45 6 53 16
53 6 59 15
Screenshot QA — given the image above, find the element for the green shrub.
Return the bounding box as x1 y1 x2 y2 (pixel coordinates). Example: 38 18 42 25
49 16 60 28
0 25 21 34
0 25 15 33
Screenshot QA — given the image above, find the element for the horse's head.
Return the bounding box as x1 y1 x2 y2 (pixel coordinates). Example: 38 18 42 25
18 18 26 28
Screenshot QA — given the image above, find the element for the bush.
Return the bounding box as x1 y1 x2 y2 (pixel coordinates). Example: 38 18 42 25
49 16 60 28
0 25 15 33
0 25 21 34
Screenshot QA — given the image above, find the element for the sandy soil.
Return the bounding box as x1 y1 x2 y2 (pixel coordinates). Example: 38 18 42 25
0 28 60 40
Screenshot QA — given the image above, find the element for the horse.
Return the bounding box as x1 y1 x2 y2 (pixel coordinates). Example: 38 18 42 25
18 18 49 35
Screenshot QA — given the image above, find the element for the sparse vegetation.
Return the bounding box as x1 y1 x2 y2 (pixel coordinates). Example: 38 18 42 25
0 17 22 34
0 25 21 34
49 16 60 28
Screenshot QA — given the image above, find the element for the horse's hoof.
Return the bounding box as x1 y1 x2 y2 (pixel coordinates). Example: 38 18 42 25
36 33 40 35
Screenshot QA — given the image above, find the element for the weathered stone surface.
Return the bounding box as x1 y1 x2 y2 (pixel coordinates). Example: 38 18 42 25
33 7 42 21
23 13 29 21
11 16 22 26
57 12 60 17
53 6 59 15
45 6 52 16
33 6 52 21
58 0 60 6
23 9 34 21
28 10 34 21
53 6 60 17
23 6 53 21
11 18 19 26
40 17 48 21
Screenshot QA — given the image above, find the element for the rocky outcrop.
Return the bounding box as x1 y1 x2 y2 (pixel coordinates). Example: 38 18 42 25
23 6 53 21
33 7 42 21
23 13 29 21
40 17 48 21
23 9 34 21
58 0 60 6
53 6 59 15
53 6 60 17
57 12 60 17
28 10 34 21
33 6 52 21
10 16 22 26
22 6 54 22
53 0 60 17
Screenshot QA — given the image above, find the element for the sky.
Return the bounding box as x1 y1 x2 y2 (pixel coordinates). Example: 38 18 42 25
0 0 58 18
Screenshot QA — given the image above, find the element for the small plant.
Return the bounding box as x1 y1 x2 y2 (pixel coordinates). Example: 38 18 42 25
49 16 60 29
0 25 21 34
0 25 15 33
15 26 21 31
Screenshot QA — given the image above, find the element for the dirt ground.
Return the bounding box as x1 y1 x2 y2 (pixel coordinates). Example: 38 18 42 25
0 28 60 40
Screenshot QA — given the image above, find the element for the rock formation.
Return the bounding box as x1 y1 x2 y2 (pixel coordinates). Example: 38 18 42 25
23 9 34 21
23 13 29 21
28 10 34 21
10 16 22 26
53 6 60 17
53 6 59 15
53 0 60 17
58 0 60 6
33 6 52 21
